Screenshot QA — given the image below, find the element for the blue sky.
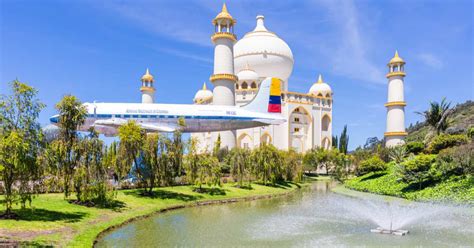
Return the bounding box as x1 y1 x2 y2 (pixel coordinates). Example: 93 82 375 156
1 0 472 149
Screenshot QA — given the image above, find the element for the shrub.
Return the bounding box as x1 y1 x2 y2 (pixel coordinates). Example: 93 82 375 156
426 134 468 154
397 154 437 189
357 155 386 175
405 141 424 155
435 142 474 177
468 126 474 139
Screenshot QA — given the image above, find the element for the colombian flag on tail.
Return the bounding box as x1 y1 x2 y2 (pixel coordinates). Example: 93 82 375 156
268 78 282 113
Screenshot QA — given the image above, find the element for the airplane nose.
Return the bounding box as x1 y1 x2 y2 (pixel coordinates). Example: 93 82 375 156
50 115 59 123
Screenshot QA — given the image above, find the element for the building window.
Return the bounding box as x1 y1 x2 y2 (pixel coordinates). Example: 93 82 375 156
251 82 257 89
242 82 248 89
294 127 300 132
294 117 300 122
243 143 249 149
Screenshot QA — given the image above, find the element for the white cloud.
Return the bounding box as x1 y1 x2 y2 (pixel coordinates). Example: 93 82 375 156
263 0 385 86
101 0 385 85
312 0 384 84
417 53 443 69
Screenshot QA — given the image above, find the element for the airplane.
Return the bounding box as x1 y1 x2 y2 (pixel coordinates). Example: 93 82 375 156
50 77 286 136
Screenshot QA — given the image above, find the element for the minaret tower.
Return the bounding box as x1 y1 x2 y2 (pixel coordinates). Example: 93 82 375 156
210 3 238 148
384 51 407 147
140 68 155 104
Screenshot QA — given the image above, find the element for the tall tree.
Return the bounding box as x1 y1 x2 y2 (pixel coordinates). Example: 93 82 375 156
195 153 220 191
332 135 338 149
0 80 45 216
117 121 144 187
303 147 333 175
142 133 170 194
169 117 185 182
338 125 349 154
213 134 221 156
74 128 106 202
364 137 381 151
416 98 452 134
55 95 87 198
227 148 251 187
185 137 200 185
104 141 121 184
281 149 303 182
251 144 282 185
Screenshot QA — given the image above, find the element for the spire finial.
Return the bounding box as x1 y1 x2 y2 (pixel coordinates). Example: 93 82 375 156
141 68 154 82
317 74 323 84
202 82 207 90
254 15 267 32
222 3 228 13
388 50 405 65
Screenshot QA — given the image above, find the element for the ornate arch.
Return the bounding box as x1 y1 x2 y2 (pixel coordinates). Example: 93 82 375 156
288 106 312 152
322 114 331 131
322 137 331 150
260 132 272 145
291 137 304 153
237 133 253 148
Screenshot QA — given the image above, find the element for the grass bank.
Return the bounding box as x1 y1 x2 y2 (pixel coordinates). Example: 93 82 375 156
344 171 473 204
0 179 317 247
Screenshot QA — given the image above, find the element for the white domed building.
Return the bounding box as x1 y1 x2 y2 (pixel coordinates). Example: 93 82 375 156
192 6 333 152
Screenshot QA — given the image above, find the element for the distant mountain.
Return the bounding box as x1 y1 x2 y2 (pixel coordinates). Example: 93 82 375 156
406 100 474 143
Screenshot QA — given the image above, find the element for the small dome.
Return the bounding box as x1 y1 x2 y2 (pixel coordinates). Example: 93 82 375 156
309 75 332 97
213 3 236 25
194 82 213 104
237 63 259 82
141 68 154 82
389 50 405 65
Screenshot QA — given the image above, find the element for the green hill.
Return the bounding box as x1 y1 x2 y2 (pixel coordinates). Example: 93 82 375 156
406 100 474 143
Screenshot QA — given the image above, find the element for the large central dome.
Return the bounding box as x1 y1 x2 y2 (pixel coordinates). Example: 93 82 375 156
234 15 294 84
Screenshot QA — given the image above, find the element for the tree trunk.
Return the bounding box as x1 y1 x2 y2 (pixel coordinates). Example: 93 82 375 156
4 168 13 215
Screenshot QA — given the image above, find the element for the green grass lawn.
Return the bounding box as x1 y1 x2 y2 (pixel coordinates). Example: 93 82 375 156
344 171 474 204
0 180 313 247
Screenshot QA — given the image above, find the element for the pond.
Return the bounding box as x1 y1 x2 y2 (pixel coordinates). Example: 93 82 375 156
96 181 473 247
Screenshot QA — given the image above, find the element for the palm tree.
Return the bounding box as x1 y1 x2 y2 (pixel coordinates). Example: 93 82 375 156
416 98 452 134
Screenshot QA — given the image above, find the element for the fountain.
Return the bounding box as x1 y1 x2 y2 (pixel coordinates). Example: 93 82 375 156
368 202 409 235
333 195 455 236
370 227 409 236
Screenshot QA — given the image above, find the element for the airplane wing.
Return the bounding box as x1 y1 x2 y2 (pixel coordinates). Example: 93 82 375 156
254 118 286 125
93 118 177 133
139 123 177 132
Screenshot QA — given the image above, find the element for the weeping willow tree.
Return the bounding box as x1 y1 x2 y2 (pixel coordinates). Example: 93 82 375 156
227 147 251 187
251 144 283 185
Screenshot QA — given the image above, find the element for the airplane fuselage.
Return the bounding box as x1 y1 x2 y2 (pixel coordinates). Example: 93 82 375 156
50 102 285 136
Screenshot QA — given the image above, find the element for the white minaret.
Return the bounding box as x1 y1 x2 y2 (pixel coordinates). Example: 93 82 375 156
210 3 237 149
384 51 407 147
140 68 155 104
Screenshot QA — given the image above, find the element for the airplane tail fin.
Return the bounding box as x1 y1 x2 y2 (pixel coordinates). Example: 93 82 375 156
241 77 282 114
